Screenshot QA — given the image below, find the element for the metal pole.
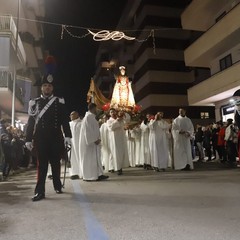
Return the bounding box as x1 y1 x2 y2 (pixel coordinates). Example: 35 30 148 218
11 0 20 126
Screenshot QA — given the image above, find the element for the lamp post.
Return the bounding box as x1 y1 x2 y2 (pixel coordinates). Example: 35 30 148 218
11 0 21 126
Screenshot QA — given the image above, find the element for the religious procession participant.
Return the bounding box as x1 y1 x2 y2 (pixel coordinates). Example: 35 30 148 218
149 112 171 171
79 103 109 182
69 111 82 179
132 123 142 167
140 116 151 170
172 108 194 170
25 74 72 202
100 114 113 172
107 109 129 175
167 119 174 169
126 124 136 167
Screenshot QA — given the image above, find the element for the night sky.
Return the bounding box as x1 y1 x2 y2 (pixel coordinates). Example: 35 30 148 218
44 0 127 116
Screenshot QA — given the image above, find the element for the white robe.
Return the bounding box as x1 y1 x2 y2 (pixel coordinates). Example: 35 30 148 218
167 131 173 168
140 122 151 165
107 117 129 171
100 122 112 171
126 129 135 167
132 126 142 166
69 118 82 177
149 119 170 169
79 111 103 180
172 115 194 170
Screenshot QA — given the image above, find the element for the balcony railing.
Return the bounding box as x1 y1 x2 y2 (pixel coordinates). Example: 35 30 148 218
0 15 26 65
0 70 24 105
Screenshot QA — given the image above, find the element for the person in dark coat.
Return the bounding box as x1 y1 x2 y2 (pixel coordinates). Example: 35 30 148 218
1 132 12 179
211 124 219 160
195 126 204 161
203 125 212 162
25 74 72 201
216 121 227 162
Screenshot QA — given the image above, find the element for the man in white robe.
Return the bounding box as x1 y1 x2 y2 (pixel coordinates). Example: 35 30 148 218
100 115 113 172
79 103 109 181
149 112 170 171
126 126 136 167
69 111 82 179
172 108 194 170
140 118 151 169
132 124 142 166
107 109 129 175
167 125 173 169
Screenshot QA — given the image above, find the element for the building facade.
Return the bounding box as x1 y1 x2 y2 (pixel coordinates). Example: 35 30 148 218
182 0 240 122
0 0 45 125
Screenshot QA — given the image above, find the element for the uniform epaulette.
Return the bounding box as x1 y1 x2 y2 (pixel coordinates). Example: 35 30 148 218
34 97 41 102
29 99 36 106
58 97 65 104
29 97 41 105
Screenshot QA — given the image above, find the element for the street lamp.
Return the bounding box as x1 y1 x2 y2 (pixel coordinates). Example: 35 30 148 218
11 0 21 126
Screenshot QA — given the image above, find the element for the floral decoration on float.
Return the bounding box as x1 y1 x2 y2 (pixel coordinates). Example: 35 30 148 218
101 103 143 127
102 102 111 112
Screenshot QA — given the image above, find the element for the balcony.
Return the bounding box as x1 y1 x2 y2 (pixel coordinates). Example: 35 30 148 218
0 15 27 69
184 3 240 67
188 61 240 105
181 0 236 31
0 71 24 114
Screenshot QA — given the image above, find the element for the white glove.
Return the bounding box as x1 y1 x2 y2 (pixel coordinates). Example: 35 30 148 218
25 142 33 151
64 137 72 146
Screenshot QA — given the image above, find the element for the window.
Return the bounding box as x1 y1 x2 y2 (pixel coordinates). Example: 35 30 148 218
219 54 232 71
200 112 209 119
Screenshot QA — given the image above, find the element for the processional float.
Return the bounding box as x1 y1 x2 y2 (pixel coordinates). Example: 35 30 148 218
87 66 142 124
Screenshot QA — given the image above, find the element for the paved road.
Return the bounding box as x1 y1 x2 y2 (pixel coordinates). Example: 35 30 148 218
1 164 240 240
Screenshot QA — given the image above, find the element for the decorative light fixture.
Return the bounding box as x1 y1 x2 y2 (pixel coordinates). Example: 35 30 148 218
88 29 136 41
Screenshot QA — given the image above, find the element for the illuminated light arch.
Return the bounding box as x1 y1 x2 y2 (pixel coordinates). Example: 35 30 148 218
88 29 136 41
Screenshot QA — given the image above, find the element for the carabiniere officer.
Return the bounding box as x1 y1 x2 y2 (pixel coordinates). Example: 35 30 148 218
25 74 72 202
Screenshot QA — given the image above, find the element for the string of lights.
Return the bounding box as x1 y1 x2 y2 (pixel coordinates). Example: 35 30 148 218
61 25 91 39
4 15 180 55
61 26 156 54
61 25 151 42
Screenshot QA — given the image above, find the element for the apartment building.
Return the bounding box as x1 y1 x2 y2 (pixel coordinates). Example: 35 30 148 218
0 0 45 125
182 0 240 121
94 0 215 123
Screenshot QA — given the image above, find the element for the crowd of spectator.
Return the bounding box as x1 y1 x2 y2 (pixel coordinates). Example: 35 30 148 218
193 119 239 166
0 119 35 181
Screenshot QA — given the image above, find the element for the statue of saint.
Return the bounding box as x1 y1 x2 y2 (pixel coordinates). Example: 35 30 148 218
110 66 135 110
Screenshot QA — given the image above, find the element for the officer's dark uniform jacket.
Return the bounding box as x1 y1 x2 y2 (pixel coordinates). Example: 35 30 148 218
26 95 71 144
26 94 72 194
